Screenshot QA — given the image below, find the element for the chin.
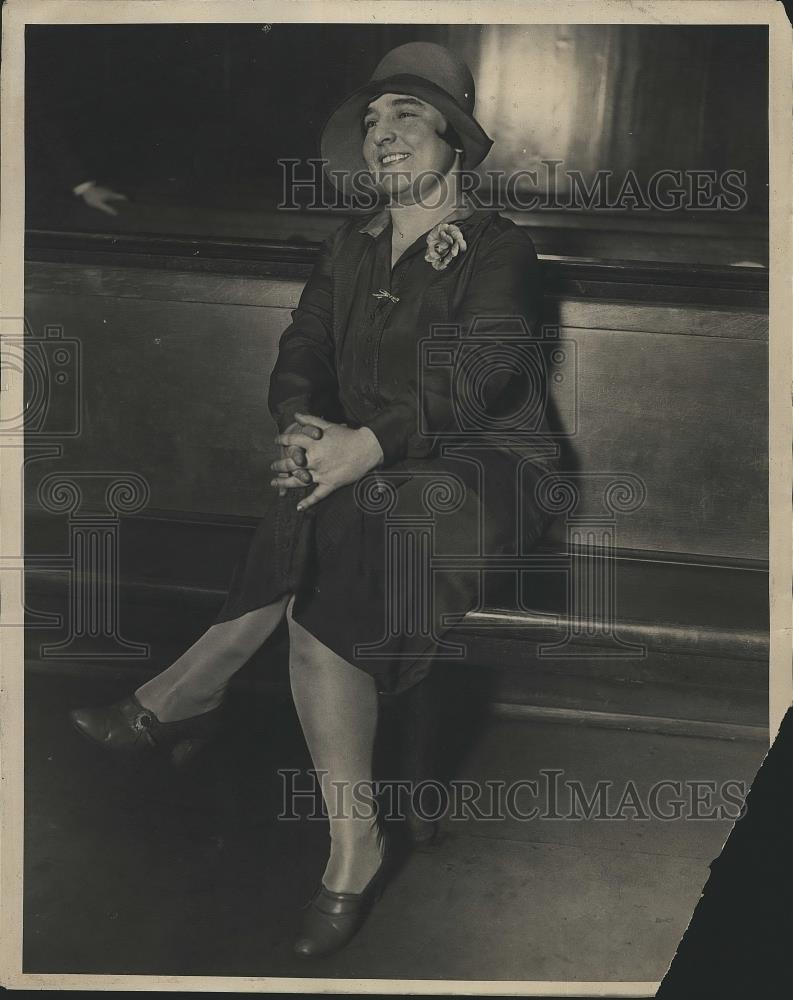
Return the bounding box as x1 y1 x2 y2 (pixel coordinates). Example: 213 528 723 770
376 174 415 202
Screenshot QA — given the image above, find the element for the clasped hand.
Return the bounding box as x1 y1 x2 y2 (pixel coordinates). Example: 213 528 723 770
270 412 384 512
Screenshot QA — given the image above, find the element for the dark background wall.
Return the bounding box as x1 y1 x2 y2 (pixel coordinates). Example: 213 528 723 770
26 23 768 223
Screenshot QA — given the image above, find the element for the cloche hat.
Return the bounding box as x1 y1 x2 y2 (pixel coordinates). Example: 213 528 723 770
320 42 493 197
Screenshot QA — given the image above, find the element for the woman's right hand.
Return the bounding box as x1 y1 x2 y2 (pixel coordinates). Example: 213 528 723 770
274 413 384 512
271 419 323 497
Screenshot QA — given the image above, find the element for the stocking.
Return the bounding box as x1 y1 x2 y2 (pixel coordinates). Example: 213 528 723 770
135 597 289 722
286 604 384 894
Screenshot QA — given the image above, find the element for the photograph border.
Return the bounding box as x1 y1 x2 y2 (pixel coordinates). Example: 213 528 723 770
1 0 790 993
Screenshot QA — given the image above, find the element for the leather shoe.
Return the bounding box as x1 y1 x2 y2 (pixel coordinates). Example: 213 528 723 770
293 849 389 959
69 695 223 765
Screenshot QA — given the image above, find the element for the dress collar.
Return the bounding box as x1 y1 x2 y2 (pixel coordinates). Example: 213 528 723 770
357 196 477 238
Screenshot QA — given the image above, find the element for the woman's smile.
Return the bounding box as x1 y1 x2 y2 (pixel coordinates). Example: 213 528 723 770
380 152 412 166
362 93 456 202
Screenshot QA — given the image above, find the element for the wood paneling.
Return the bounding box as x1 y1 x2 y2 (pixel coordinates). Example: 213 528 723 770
541 327 767 559
23 255 768 560
23 291 290 519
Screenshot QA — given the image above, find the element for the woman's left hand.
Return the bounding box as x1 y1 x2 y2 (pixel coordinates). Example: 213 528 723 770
272 412 384 511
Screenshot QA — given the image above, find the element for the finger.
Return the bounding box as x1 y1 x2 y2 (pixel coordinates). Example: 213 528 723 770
96 202 119 216
276 432 318 448
108 192 128 201
295 422 323 441
270 475 308 490
297 482 333 512
275 460 312 483
271 471 311 490
271 456 302 474
286 445 308 465
294 412 334 431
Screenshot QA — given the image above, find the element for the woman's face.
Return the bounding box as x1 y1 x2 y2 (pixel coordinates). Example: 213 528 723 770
362 93 457 204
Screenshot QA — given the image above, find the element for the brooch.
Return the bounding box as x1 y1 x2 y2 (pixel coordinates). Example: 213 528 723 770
372 288 400 304
425 223 468 271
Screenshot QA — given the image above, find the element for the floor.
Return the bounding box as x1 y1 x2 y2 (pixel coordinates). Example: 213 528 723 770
22 670 767 985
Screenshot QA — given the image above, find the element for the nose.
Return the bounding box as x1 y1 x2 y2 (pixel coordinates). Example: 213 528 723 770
371 121 396 145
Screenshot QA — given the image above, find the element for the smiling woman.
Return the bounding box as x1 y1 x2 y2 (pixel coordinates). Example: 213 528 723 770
363 94 452 173
65 40 547 960
25 22 768 263
363 94 463 273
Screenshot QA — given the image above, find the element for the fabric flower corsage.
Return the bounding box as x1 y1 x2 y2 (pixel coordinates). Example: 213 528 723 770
424 222 468 271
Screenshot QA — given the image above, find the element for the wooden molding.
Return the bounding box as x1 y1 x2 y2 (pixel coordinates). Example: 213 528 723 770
25 229 769 303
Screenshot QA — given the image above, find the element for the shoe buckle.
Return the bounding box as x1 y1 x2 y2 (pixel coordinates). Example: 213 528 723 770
133 711 154 733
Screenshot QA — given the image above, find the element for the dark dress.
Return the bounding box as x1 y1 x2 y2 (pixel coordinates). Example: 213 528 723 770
214 204 560 694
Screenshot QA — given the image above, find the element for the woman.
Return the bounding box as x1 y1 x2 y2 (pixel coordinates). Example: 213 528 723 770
70 42 557 958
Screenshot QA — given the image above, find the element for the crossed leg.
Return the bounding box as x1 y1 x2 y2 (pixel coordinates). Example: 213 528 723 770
134 592 383 894
135 596 291 722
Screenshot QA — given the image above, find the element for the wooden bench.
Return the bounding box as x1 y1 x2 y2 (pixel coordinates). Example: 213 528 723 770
23 230 769 738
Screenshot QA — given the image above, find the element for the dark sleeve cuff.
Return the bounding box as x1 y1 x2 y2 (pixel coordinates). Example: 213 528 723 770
271 397 312 434
364 402 415 467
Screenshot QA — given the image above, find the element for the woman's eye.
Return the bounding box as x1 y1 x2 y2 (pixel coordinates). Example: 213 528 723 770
398 112 416 119
364 120 376 130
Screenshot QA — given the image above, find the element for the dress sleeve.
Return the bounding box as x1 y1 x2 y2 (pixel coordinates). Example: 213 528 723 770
365 226 544 466
268 227 345 433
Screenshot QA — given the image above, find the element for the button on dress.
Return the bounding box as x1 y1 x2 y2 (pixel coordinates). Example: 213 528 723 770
214 205 560 694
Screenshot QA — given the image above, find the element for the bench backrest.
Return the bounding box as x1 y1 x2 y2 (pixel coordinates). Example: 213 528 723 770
23 255 768 565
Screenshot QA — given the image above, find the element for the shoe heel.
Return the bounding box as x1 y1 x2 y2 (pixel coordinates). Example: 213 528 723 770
170 737 210 768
